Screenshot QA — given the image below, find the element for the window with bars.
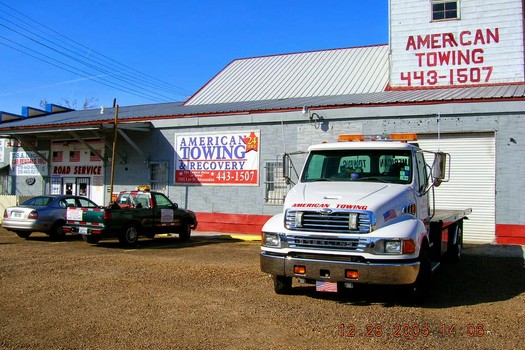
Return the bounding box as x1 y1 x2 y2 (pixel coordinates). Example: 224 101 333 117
432 0 459 21
50 176 61 195
264 161 291 205
150 162 168 193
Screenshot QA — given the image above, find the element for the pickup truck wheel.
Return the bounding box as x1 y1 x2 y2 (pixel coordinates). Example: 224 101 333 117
273 276 292 294
83 235 101 244
14 231 31 239
179 222 191 242
119 224 139 246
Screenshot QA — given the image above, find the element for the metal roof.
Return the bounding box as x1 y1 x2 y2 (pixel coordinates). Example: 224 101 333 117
184 45 390 105
0 84 523 134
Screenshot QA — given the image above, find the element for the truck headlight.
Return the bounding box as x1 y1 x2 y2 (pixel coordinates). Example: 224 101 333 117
263 232 281 247
385 240 402 254
373 239 416 255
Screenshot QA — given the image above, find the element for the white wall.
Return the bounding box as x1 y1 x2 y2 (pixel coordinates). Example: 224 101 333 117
389 0 525 87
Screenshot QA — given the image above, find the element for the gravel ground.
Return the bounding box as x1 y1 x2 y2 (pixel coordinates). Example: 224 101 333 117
0 228 524 350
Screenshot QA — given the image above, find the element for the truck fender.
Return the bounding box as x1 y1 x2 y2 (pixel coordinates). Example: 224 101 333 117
262 213 285 233
373 216 428 255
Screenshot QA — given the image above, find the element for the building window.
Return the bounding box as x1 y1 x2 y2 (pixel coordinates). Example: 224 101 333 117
432 1 459 21
264 161 291 205
150 162 168 193
50 176 61 195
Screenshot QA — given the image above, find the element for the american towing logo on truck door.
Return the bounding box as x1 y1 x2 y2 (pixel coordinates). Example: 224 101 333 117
174 130 260 185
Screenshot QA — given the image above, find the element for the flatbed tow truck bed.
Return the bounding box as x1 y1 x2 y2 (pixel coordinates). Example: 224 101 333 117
431 208 472 229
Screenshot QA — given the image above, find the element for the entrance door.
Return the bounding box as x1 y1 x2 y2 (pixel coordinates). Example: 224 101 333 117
76 177 90 197
62 178 75 195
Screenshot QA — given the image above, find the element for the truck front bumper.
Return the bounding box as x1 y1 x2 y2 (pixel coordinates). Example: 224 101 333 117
260 252 420 285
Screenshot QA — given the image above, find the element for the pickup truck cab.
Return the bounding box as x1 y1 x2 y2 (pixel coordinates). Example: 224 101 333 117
64 189 197 246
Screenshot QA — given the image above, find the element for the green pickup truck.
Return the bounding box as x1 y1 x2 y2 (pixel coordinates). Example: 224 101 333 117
64 189 198 246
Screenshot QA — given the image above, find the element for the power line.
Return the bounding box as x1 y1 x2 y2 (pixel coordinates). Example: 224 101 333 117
0 36 169 102
0 1 194 103
0 21 179 101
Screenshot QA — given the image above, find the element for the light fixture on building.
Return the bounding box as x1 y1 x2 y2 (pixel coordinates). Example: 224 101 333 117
302 106 309 115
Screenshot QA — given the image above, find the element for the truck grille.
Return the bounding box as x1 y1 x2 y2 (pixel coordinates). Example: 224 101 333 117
285 209 373 234
287 235 368 252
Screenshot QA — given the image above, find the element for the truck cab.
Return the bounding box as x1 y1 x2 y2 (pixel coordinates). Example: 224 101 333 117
260 134 468 298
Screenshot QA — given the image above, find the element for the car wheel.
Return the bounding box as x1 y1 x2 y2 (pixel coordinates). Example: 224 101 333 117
49 221 66 241
119 224 139 246
14 231 31 239
179 222 191 242
82 235 101 244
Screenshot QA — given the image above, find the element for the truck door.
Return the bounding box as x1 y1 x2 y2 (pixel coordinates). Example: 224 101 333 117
151 192 180 234
415 151 430 225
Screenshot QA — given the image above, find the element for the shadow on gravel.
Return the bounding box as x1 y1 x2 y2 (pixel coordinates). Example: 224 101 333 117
91 235 242 250
290 251 525 308
25 234 83 242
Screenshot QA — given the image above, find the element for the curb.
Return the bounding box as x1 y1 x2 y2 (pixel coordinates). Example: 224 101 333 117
219 234 261 242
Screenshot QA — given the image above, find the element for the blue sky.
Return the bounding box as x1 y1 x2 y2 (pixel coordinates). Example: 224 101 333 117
0 0 388 115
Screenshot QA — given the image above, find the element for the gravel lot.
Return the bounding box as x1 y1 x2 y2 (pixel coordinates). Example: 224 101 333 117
0 228 524 350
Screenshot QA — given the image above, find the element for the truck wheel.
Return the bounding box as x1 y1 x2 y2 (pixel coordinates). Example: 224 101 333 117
179 222 191 242
14 231 31 239
119 224 139 246
446 224 463 263
273 276 292 295
83 235 101 244
410 247 431 303
49 221 66 241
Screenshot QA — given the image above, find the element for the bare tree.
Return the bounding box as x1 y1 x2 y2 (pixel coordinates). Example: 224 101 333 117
39 98 99 110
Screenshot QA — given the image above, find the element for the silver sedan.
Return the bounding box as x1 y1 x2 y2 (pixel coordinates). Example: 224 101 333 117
2 195 99 240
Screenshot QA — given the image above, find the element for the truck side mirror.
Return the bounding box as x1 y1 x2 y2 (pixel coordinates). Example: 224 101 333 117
283 154 291 185
432 152 450 187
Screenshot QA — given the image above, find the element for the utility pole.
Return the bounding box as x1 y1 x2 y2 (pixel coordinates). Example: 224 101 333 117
109 102 119 204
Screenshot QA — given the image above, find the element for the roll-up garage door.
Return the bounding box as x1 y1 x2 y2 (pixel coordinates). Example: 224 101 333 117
417 133 495 243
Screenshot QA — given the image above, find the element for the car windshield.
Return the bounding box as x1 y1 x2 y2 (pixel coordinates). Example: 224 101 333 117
22 196 55 206
301 149 413 185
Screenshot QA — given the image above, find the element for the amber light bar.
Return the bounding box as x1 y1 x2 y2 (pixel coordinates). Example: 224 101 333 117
338 133 418 142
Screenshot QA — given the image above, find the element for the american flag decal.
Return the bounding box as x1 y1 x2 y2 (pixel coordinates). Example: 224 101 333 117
316 281 338 293
383 209 397 222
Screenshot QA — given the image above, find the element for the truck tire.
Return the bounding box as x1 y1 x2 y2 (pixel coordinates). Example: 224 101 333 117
446 223 463 263
273 276 292 295
410 247 431 303
83 235 101 244
119 224 139 246
179 222 191 242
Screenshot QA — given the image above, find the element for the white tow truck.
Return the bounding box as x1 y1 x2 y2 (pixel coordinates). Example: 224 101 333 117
260 133 471 298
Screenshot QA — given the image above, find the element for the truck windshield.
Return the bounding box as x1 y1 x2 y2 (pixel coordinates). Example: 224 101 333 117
301 149 413 184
